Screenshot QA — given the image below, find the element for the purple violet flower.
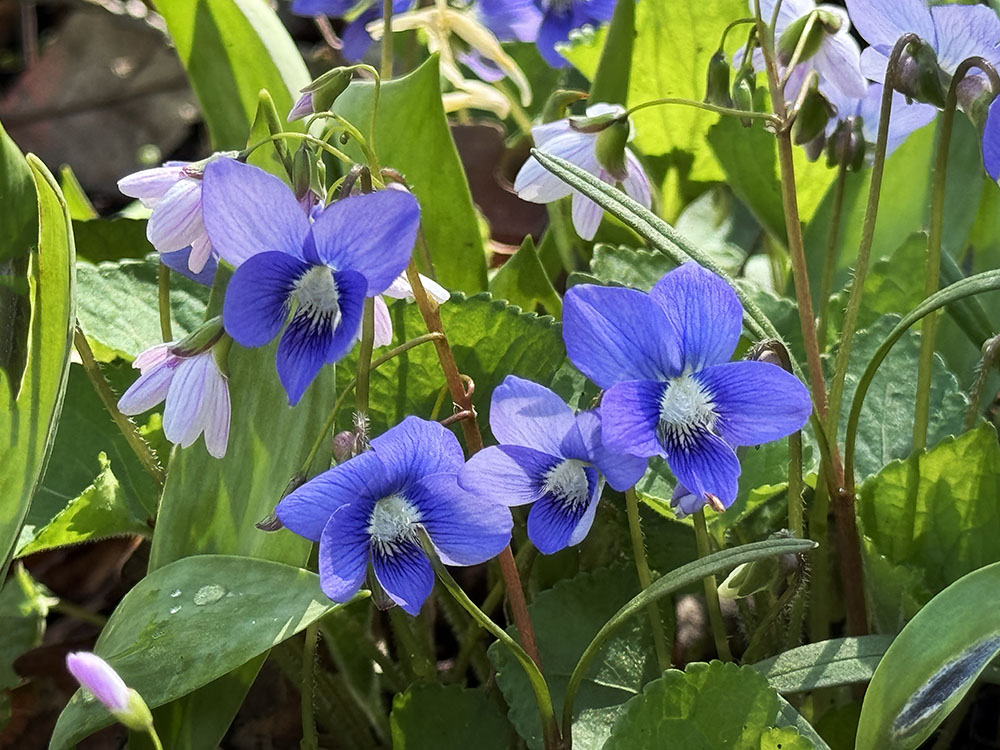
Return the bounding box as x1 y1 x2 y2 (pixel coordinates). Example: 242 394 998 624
66 652 129 714
118 154 233 275
292 0 415 62
118 342 231 459
201 159 420 406
276 417 513 613
563 263 812 512
515 103 651 241
753 0 867 101
458 376 647 554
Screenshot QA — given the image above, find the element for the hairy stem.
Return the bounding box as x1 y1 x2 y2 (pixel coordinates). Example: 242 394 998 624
625 489 671 672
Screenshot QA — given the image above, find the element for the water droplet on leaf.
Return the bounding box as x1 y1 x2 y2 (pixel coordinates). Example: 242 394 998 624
193 584 226 606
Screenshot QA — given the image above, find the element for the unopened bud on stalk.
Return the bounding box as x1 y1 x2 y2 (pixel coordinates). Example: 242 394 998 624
792 82 834 145
65 653 155 733
895 40 947 109
292 145 312 202
705 49 733 108
171 316 224 358
732 67 757 127
826 116 866 172
290 67 353 120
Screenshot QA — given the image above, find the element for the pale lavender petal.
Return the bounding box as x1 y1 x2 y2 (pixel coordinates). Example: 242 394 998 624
845 0 936 50
118 165 186 207
516 131 597 203
66 652 129 713
146 179 204 254
622 150 652 208
118 360 175 415
288 91 315 121
373 295 393 348
188 234 213 274
133 343 172 372
584 103 626 119
571 190 603 240
930 4 1000 76
163 354 211 448
530 118 573 146
816 31 868 99
201 363 230 458
859 46 891 83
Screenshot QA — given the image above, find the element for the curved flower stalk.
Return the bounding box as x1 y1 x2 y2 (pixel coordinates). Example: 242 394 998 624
458 376 646 553
118 153 235 277
373 272 449 348
200 158 420 405
291 0 415 62
563 263 812 515
515 103 651 240
750 0 867 101
118 341 230 459
276 417 513 613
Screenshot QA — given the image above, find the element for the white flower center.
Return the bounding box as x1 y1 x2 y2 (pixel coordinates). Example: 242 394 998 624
657 375 717 448
542 459 591 508
367 494 421 553
294 266 342 328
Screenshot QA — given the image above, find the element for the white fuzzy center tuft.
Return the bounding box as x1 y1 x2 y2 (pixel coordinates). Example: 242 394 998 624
542 459 590 508
657 375 717 447
294 266 342 328
367 494 421 552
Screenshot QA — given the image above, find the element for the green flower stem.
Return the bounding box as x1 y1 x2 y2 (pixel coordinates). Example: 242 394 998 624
913 56 1000 452
147 727 164 750
388 606 436 681
298 332 444 475
779 12 818 92
754 4 830 430
404 259 543 670
624 488 671 672
73 324 165 487
300 621 320 750
355 299 376 414
719 17 757 50
806 480 831 641
757 0 873 636
418 530 561 750
381 0 393 80
623 96 780 126
693 510 733 661
242 132 354 167
450 542 537 682
816 159 849 352
827 35 917 451
157 263 172 342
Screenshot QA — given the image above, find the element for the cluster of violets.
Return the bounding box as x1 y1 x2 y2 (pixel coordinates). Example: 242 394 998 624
274 263 810 612
113 144 811 613
291 0 614 68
